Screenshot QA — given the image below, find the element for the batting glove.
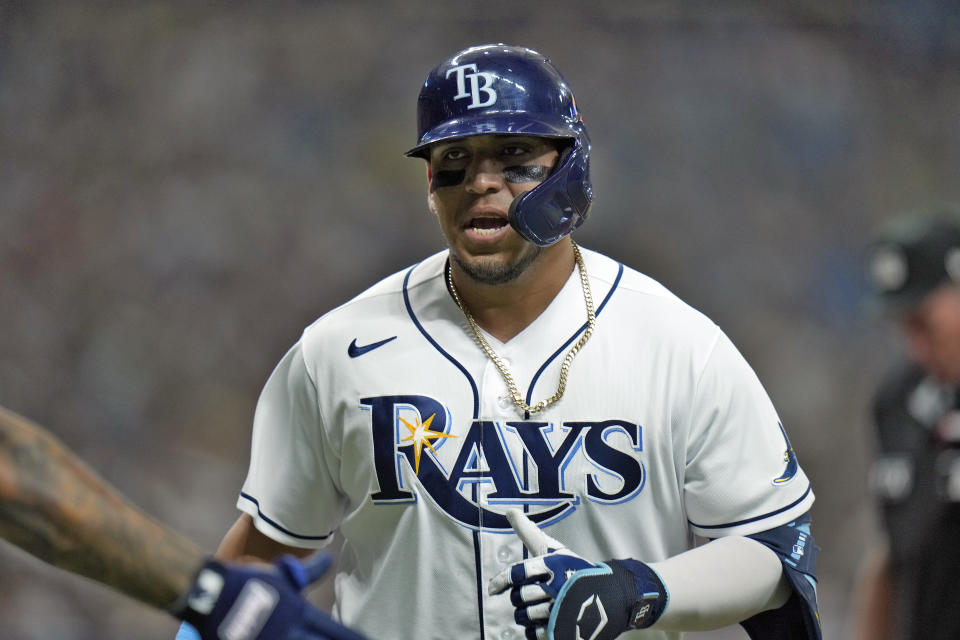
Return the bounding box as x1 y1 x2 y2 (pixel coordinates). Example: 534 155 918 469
171 552 369 640
488 510 668 640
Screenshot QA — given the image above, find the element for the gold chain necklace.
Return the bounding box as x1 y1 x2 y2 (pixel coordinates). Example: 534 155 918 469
446 241 596 414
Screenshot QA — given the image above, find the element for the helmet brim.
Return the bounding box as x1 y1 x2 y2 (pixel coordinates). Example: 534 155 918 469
405 112 580 158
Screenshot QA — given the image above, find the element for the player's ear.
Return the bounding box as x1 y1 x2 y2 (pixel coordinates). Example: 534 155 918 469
425 161 441 219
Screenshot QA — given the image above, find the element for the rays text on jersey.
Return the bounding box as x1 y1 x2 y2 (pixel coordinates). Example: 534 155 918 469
362 394 646 531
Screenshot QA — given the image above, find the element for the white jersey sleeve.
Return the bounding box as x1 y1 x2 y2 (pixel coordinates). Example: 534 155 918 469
682 329 812 538
237 339 345 548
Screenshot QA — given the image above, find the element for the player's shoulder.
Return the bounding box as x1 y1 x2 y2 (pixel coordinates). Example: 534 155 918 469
582 247 720 343
297 251 446 347
582 247 699 309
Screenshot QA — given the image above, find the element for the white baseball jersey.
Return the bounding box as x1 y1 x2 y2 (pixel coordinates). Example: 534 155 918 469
238 247 814 640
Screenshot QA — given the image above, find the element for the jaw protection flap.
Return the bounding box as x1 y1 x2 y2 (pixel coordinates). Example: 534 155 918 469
508 136 593 247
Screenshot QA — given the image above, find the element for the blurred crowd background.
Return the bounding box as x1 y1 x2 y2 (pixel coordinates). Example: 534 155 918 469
2 1 959 638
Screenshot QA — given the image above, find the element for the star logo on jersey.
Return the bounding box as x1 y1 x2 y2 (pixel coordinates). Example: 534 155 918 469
399 412 457 474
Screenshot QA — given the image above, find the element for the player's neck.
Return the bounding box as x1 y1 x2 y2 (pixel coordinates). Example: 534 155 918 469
449 242 576 343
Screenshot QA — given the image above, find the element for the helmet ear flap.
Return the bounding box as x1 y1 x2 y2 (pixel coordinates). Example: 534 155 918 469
508 133 593 247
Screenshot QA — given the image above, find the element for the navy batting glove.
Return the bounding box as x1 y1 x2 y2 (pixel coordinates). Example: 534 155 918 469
170 553 369 640
489 510 668 640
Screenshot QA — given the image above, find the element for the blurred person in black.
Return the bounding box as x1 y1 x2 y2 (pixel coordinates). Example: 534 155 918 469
853 211 960 640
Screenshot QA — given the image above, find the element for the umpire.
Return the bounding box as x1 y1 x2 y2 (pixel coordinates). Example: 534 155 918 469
853 212 960 640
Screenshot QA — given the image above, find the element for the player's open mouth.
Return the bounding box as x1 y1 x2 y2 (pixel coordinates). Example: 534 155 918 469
466 217 509 236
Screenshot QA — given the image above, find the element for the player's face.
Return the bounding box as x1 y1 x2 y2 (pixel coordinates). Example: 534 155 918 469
426 135 560 285
898 285 960 384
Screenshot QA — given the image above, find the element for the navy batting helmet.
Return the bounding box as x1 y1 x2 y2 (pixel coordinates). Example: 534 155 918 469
406 44 593 247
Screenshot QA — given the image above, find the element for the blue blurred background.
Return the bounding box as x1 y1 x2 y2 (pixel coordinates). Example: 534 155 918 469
1 1 959 638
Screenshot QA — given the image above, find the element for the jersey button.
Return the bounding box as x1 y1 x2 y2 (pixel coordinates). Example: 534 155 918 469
498 396 512 410
497 546 513 563
499 628 516 640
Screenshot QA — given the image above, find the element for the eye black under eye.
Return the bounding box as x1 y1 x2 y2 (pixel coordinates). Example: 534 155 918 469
503 165 550 183
432 170 466 188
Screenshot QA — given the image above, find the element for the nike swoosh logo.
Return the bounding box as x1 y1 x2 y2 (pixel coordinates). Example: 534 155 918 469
348 336 397 358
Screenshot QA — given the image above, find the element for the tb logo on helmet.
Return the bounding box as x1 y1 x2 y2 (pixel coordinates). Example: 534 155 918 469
446 63 498 109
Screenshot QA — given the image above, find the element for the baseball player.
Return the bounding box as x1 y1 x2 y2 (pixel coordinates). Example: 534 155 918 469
0 404 367 640
852 213 960 640
185 44 821 640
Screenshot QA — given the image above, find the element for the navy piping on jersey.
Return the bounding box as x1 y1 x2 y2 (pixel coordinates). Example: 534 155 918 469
472 487 486 637
516 263 621 559
403 261 480 418
525 262 624 407
520 261 623 562
405 260 488 638
239 491 333 541
688 484 813 530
